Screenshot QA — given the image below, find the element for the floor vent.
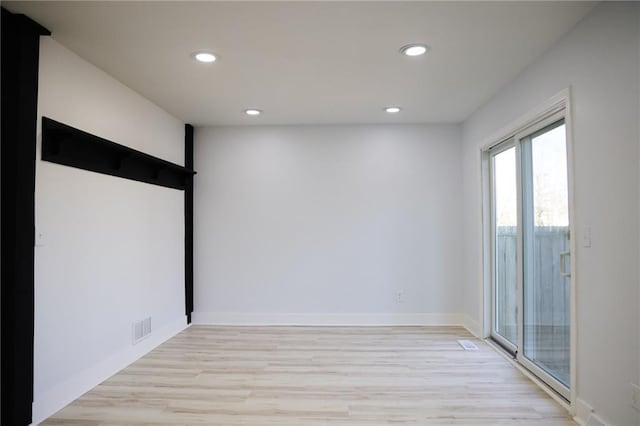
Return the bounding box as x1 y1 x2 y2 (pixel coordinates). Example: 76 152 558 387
132 317 152 344
457 339 478 351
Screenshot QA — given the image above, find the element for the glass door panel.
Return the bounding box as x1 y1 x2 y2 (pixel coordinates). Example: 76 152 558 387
491 146 518 348
520 119 571 393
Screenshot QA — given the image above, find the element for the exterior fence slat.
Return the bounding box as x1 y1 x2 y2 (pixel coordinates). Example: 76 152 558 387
495 225 569 384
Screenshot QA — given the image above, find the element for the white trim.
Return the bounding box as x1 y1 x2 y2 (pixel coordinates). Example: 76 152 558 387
573 398 613 426
31 315 189 425
192 312 467 327
480 149 492 339
565 92 578 414
573 398 594 426
514 109 566 142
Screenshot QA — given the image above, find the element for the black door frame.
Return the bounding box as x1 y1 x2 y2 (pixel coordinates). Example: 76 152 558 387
1 7 50 425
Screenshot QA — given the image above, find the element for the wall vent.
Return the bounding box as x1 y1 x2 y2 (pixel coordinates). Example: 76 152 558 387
132 317 152 344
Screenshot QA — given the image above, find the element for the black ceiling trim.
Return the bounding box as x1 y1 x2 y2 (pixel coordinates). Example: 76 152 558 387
42 117 196 190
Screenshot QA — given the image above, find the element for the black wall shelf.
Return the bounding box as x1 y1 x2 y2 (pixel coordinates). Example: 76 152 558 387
42 117 196 190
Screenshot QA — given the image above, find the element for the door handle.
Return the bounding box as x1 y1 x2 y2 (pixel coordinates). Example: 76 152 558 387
559 251 571 278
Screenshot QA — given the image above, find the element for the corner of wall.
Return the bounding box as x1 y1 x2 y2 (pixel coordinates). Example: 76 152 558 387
461 314 482 338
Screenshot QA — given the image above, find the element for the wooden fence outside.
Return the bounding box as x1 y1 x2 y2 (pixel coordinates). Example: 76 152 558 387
495 226 570 385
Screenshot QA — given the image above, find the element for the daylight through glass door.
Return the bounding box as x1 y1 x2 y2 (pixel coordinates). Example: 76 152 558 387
491 144 518 349
489 113 571 400
520 120 571 392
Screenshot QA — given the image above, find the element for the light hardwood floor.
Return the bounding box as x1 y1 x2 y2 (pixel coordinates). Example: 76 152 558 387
42 326 575 425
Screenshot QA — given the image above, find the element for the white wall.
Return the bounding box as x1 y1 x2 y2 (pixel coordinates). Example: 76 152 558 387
461 3 640 426
194 125 463 324
33 38 187 423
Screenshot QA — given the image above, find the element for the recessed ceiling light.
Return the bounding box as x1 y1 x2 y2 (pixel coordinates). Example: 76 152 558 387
399 44 429 57
244 109 262 116
193 52 217 63
385 107 401 113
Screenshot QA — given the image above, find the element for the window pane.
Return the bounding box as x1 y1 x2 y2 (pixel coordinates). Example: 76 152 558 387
493 147 517 346
523 122 570 387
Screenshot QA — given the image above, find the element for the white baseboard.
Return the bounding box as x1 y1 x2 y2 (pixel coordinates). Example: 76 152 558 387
192 312 470 327
574 398 594 425
573 398 614 426
31 315 189 425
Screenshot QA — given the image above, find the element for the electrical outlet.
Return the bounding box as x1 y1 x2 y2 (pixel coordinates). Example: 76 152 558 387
396 291 403 304
632 383 640 411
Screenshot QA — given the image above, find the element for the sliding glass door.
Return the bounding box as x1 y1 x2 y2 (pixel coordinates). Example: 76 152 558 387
489 111 571 399
490 143 518 350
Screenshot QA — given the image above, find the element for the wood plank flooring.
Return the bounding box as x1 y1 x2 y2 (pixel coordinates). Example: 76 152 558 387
42 326 575 425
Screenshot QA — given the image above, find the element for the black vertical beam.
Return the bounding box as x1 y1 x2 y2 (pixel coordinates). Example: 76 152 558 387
1 7 50 425
185 124 194 323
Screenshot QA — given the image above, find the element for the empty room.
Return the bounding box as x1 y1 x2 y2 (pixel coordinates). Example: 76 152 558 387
1 1 639 425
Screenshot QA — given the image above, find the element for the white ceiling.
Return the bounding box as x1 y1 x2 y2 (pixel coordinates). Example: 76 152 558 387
6 1 595 126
